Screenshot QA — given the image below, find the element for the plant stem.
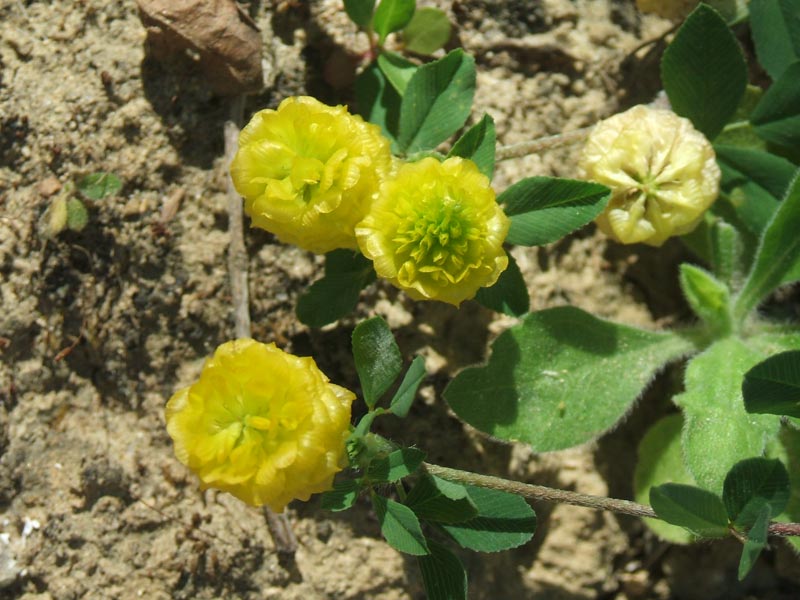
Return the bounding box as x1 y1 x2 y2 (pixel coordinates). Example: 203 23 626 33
495 127 593 162
423 463 800 538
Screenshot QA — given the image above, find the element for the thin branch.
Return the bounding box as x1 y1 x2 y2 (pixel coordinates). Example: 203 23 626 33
495 126 593 162
224 97 298 556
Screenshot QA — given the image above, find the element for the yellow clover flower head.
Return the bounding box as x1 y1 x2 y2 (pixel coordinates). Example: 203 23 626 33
230 96 392 253
165 339 355 512
579 105 720 247
356 157 509 306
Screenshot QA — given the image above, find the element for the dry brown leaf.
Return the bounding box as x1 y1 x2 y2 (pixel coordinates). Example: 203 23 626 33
136 0 262 95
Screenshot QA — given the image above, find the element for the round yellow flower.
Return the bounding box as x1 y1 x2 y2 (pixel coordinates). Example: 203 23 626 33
165 339 355 512
579 105 720 247
356 157 509 306
230 96 392 253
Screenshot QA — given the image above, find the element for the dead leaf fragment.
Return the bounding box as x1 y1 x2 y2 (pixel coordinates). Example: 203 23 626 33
136 0 262 95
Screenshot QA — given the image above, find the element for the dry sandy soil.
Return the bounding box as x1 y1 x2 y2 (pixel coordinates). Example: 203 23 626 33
2 1 799 598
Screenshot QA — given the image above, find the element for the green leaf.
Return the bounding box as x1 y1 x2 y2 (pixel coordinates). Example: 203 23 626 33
714 145 796 235
418 540 468 600
749 0 800 80
738 504 770 580
734 173 800 320
677 338 782 494
679 264 732 335
352 316 403 409
367 448 426 482
649 484 730 538
296 250 374 328
403 7 452 55
743 350 800 418
66 198 89 231
633 414 697 544
441 485 537 552
710 219 743 287
406 474 478 523
320 478 361 511
751 61 800 148
377 51 417 95
715 85 767 150
474 252 529 317
660 3 747 139
372 494 429 555
501 177 611 246
355 61 402 150
447 114 496 179
389 355 427 418
77 172 122 200
344 0 376 28
723 457 790 528
397 49 476 154
444 306 693 451
373 0 415 43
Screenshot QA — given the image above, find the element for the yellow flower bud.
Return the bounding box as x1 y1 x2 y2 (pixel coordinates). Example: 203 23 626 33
165 339 355 512
356 157 509 306
579 105 720 247
230 96 392 253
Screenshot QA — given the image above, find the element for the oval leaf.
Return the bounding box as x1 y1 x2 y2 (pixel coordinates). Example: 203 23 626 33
447 113 496 179
389 355 427 418
444 306 693 451
372 494 430 555
660 3 747 139
743 350 800 418
397 49 476 154
403 7 452 55
650 483 730 538
321 478 361 512
377 51 417 95
373 0 416 43
352 316 403 408
500 177 610 246
749 0 800 80
367 447 426 482
406 474 478 524
344 0 376 29
723 457 790 528
77 172 122 200
418 540 467 600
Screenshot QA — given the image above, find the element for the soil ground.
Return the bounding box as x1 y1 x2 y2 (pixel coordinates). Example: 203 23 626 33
2 1 799 599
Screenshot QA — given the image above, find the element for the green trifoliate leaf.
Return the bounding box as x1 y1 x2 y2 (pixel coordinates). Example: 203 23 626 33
344 0 376 29
296 250 375 328
501 177 611 246
743 350 800 418
372 0 415 43
735 173 800 320
660 3 747 139
751 62 800 148
372 494 430 556
397 49 476 154
677 338 782 494
321 478 361 512
406 474 478 524
474 252 529 317
737 504 770 581
650 484 730 538
749 0 800 80
352 316 403 409
441 485 536 553
418 540 467 600
377 51 417 95
633 414 696 544
447 113 496 179
723 457 789 528
367 448 426 482
356 62 401 150
678 264 732 335
444 306 693 451
389 355 427 418
77 172 122 200
402 7 452 55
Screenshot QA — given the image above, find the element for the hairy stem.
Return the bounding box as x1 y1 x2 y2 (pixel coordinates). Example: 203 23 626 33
424 463 800 537
495 127 593 161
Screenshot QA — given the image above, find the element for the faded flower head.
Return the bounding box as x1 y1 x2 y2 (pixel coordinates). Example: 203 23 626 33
230 96 392 253
356 157 509 306
165 339 354 512
579 105 720 247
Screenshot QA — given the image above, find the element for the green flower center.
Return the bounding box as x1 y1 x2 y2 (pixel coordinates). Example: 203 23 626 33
393 198 481 283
